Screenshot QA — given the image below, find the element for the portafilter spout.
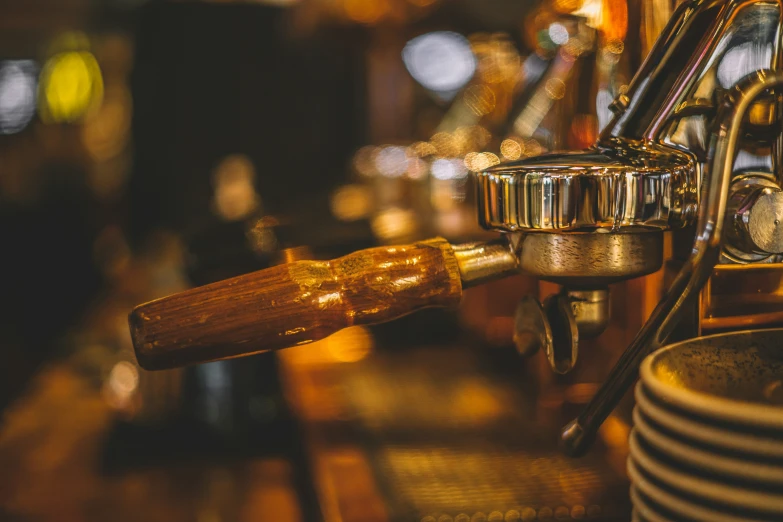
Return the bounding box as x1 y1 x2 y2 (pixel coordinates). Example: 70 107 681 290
560 71 783 457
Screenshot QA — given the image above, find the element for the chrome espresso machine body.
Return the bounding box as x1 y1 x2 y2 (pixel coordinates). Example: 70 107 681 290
129 0 783 458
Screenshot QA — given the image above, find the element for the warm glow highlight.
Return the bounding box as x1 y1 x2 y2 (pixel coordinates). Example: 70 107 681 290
331 184 374 221
343 0 389 24
212 154 260 221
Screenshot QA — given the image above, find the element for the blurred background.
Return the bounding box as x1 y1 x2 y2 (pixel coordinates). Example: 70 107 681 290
0 0 679 520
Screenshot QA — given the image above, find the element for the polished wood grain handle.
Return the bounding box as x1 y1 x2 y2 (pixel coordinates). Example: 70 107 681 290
130 238 470 370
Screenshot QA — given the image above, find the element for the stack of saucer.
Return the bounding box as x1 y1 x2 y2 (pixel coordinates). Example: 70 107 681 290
628 329 783 522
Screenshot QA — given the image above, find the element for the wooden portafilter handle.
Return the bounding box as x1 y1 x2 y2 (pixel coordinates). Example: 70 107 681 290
129 238 518 370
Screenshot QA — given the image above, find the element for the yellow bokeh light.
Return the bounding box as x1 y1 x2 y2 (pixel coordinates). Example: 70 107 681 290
463 152 479 171
409 141 437 157
371 207 417 241
465 152 500 172
599 414 631 448
39 51 103 123
453 125 491 154
430 132 460 158
326 326 374 363
330 184 373 221
500 138 522 160
523 138 545 156
463 84 496 116
471 34 521 85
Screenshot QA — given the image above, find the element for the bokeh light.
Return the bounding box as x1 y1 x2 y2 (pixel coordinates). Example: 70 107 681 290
431 158 468 181
371 207 417 241
245 216 279 254
465 152 500 172
500 138 523 160
212 154 261 221
82 86 132 161
374 145 409 178
103 360 140 410
463 84 496 116
0 60 38 135
430 132 460 158
326 326 374 363
456 125 491 150
330 184 374 221
39 50 104 123
470 33 521 85
405 156 429 180
403 32 476 95
408 141 437 158
548 23 570 45
343 0 389 24
545 77 566 100
522 138 545 156
353 145 379 176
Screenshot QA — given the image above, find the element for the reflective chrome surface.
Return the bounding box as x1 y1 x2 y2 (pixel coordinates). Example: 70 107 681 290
542 291 579 375
513 291 580 374
477 141 697 231
561 71 783 457
476 0 783 252
726 178 783 257
569 288 611 339
514 288 611 374
452 240 519 287
513 295 551 358
610 0 781 146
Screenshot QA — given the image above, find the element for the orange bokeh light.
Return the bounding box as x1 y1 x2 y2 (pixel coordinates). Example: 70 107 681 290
343 0 389 24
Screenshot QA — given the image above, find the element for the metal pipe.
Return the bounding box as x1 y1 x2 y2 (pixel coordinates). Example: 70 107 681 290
453 239 520 288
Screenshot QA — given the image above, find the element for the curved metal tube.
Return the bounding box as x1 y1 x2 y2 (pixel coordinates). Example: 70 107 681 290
560 71 783 457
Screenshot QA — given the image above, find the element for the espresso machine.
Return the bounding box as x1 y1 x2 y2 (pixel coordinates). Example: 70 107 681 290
128 0 783 517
